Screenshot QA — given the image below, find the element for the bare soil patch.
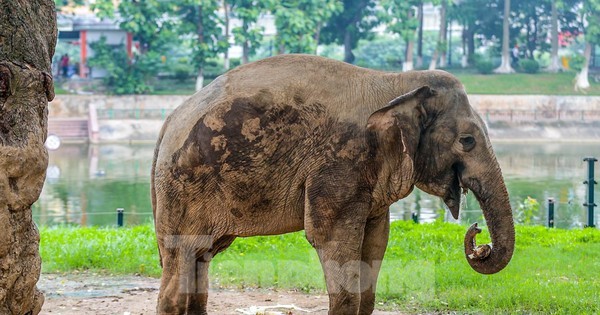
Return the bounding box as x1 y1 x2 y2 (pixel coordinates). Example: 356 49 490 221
38 273 399 314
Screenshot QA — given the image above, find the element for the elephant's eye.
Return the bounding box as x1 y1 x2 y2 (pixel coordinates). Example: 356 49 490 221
459 135 475 151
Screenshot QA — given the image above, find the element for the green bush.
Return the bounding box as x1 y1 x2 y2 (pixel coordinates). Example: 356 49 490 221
475 60 494 74
354 35 404 70
87 37 159 95
173 64 192 82
569 54 586 71
519 59 540 74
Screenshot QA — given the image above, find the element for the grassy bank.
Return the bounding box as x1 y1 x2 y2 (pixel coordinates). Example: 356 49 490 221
454 71 600 95
40 221 600 313
56 71 600 96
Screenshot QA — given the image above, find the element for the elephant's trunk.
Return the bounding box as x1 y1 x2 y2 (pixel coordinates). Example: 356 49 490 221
463 163 515 275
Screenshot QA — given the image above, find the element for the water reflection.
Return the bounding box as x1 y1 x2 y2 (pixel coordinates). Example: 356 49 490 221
33 142 600 229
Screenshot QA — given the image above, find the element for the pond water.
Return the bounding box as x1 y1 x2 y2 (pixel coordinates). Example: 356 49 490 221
33 142 600 229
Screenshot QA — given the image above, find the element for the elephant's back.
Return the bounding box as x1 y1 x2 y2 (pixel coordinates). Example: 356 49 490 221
155 55 388 179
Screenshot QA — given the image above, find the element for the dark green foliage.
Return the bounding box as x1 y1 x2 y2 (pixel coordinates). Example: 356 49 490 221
569 53 586 71
354 36 404 70
54 0 84 8
229 0 268 62
173 64 192 82
320 0 380 63
269 0 340 54
475 60 495 74
519 59 540 73
87 37 160 95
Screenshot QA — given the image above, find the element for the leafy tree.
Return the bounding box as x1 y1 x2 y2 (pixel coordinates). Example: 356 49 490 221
92 0 176 53
320 0 380 63
54 0 83 9
380 0 420 71
450 0 501 66
87 37 159 94
270 0 340 54
229 0 268 63
173 0 229 90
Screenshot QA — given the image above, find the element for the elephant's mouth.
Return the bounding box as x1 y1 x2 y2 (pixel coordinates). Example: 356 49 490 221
443 165 469 220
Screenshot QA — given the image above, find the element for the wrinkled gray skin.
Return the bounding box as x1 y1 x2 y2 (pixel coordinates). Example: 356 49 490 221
152 54 515 315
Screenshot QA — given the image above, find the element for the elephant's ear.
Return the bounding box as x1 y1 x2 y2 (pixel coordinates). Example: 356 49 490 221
366 86 435 171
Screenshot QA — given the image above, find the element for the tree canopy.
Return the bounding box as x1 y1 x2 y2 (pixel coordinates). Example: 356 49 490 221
52 0 600 94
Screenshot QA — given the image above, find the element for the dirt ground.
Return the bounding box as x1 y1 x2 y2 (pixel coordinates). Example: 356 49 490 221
38 273 400 315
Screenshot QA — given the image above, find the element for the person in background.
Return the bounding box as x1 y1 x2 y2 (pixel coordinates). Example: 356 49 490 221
60 53 70 78
511 44 519 68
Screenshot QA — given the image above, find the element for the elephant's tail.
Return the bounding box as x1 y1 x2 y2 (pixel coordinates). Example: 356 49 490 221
151 116 170 268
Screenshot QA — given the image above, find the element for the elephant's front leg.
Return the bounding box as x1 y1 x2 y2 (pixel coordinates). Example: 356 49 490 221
304 192 370 314
359 211 390 315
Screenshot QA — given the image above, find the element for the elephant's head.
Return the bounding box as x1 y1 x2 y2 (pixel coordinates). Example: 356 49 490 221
367 75 514 275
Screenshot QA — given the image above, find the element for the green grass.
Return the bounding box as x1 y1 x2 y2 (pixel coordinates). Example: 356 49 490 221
40 221 600 313
453 71 600 95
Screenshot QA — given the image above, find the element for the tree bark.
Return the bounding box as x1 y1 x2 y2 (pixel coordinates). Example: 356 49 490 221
0 0 57 314
494 0 514 73
548 0 562 72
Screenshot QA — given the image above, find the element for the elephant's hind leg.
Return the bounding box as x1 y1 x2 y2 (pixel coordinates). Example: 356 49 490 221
359 212 389 315
157 234 236 315
184 235 237 313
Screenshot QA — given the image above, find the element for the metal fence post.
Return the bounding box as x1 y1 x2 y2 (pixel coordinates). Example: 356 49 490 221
412 212 419 224
583 157 597 228
117 208 124 227
547 198 555 228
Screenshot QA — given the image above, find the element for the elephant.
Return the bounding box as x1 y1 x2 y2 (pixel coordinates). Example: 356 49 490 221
151 54 515 314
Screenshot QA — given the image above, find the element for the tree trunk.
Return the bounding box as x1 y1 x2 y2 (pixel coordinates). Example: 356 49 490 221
343 29 355 64
242 22 250 64
548 0 561 72
416 2 424 68
494 0 514 73
223 0 230 70
439 1 448 68
314 22 322 54
196 67 204 91
429 2 447 70
0 1 57 314
196 4 205 91
242 41 249 64
467 22 475 64
404 40 414 71
574 42 592 91
403 8 415 71
461 28 468 67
